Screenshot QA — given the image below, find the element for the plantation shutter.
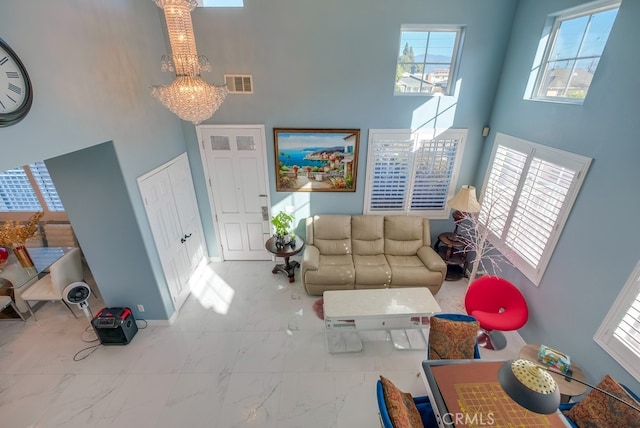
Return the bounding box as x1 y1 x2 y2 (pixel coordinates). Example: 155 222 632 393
29 162 65 212
410 136 460 211
0 162 64 213
479 133 590 285
368 134 413 212
482 144 581 270
480 145 526 237
595 260 640 380
0 167 42 211
506 158 575 268
614 287 640 358
365 129 467 217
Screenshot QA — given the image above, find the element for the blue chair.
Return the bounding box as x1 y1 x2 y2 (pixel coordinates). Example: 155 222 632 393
427 313 481 360
376 380 437 428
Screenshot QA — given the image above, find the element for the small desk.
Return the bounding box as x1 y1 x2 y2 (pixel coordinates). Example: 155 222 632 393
0 247 74 315
519 344 588 403
323 287 441 353
420 359 570 427
434 233 468 280
265 235 305 283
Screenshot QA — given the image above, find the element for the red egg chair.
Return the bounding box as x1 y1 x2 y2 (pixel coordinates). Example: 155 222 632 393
464 276 528 350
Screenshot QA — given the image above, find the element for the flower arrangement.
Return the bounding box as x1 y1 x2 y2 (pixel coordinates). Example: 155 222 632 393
0 212 44 247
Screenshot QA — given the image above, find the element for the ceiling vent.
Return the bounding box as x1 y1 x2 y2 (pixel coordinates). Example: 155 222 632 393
224 74 253 94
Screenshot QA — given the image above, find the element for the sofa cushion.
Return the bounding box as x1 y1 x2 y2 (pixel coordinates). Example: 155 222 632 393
310 215 352 255
384 216 426 256
380 376 423 428
353 254 391 286
352 215 384 255
428 316 479 360
386 255 443 287
304 254 355 286
563 374 640 428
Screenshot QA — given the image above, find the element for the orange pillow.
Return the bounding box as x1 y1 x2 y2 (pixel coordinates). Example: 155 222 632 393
380 376 423 428
428 316 479 359
563 374 640 428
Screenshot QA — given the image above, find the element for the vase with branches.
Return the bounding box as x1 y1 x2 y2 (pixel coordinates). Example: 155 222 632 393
0 212 44 268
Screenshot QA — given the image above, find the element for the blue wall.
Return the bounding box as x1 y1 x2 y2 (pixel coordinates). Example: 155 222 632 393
484 0 640 392
45 143 173 320
0 1 187 320
187 0 518 244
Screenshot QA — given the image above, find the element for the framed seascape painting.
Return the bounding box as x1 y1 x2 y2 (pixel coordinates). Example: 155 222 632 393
274 128 359 192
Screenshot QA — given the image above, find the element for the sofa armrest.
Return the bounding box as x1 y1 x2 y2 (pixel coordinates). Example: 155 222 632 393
417 246 447 276
301 245 320 274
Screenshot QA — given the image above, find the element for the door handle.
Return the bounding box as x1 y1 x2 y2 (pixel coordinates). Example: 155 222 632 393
184 233 192 239
261 206 269 221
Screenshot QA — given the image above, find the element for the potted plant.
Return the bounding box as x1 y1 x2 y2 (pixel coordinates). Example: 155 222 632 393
271 211 295 249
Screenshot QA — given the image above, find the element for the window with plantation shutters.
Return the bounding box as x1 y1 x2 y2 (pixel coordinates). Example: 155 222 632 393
364 129 466 218
480 133 591 285
0 167 41 211
595 260 640 382
0 161 65 220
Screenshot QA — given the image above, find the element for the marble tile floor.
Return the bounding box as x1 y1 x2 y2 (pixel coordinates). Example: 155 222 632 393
0 260 523 428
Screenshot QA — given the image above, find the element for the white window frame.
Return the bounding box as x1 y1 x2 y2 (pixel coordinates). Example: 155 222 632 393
395 25 464 97
527 0 620 104
479 133 591 285
364 128 467 218
595 260 640 382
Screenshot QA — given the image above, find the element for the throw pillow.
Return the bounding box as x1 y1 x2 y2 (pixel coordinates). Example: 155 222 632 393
380 376 423 428
428 316 479 360
563 374 640 428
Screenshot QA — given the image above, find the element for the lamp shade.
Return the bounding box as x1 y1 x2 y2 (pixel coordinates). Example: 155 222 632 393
448 185 481 213
498 359 560 414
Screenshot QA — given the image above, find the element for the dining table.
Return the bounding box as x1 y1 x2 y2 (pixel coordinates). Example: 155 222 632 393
0 246 75 316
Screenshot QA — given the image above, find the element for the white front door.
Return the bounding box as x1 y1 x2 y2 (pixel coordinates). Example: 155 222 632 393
197 125 271 260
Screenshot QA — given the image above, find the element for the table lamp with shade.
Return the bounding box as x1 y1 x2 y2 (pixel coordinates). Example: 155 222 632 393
498 359 640 415
447 185 481 240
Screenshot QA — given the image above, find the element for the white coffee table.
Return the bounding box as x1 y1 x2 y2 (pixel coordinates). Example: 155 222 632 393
323 287 442 353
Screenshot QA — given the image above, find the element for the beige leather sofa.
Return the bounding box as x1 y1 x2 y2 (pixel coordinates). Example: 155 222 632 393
301 215 447 296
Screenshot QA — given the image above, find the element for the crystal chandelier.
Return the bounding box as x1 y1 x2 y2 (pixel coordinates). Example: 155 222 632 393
152 0 228 125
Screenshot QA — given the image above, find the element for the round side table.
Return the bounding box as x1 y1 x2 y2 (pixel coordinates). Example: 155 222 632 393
265 235 305 283
434 232 468 280
519 343 588 403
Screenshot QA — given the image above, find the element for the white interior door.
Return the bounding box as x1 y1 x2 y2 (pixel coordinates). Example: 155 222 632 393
138 167 192 310
197 125 271 260
167 155 206 272
138 153 206 312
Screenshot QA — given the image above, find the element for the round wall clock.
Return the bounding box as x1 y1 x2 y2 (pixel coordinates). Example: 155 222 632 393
0 37 33 127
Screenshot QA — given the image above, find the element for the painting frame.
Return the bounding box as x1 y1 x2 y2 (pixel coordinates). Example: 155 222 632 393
274 128 360 192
